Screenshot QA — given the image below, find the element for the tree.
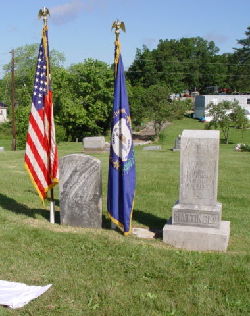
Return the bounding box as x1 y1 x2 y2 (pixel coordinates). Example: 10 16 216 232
2 44 65 107
230 103 249 141
143 84 173 138
55 59 114 140
15 105 30 149
171 98 193 120
129 85 147 126
127 37 226 93
231 26 250 92
206 100 248 144
127 46 157 88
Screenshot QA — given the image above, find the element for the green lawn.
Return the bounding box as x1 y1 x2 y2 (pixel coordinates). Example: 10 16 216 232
0 118 249 316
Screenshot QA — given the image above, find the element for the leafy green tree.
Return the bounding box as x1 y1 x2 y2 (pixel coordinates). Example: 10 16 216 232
171 98 193 120
127 46 157 88
2 44 65 107
0 44 66 148
206 100 248 144
143 84 173 138
55 59 114 140
129 85 147 126
127 37 226 93
231 26 250 92
230 103 249 141
15 106 30 149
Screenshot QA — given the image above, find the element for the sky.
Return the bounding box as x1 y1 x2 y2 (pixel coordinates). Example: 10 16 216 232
0 0 250 74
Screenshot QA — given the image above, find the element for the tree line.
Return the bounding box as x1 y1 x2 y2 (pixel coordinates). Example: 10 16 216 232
0 26 250 147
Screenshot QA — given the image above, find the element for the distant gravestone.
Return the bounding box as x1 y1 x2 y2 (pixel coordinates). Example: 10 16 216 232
59 154 102 228
163 130 230 251
0 147 4 152
83 136 105 152
143 145 162 151
172 135 181 151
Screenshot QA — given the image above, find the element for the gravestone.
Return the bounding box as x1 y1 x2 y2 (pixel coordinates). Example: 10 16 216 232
172 135 181 151
143 145 162 151
83 136 105 152
59 154 102 228
0 147 4 152
163 130 230 251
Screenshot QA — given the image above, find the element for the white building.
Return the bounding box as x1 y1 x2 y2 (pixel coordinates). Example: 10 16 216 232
194 95 250 121
0 105 8 123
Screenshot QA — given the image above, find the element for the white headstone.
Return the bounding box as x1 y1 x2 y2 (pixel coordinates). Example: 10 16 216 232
83 136 105 152
163 130 230 251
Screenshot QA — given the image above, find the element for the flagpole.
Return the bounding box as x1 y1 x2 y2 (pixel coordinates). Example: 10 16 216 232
110 20 126 231
112 19 126 76
39 7 55 224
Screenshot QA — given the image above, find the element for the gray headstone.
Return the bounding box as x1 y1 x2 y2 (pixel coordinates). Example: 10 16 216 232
143 145 162 151
172 135 181 151
0 147 4 152
83 136 105 152
59 154 102 228
163 130 230 251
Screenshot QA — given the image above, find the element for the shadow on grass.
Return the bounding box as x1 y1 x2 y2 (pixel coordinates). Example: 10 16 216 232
0 192 61 224
133 209 165 238
102 214 111 229
220 139 234 144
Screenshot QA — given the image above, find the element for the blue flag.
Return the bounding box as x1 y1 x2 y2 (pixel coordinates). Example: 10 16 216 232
107 55 136 235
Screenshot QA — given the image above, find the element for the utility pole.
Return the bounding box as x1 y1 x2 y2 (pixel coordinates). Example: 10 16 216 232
10 49 16 151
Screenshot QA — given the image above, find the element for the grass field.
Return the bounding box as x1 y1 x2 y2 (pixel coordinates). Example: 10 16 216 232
0 118 249 315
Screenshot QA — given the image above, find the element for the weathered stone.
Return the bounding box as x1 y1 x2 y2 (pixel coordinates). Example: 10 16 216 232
83 136 105 152
172 135 181 151
180 130 219 206
174 130 221 228
143 145 162 151
132 228 155 239
59 154 102 228
163 130 230 251
163 221 230 251
172 202 221 228
0 147 4 152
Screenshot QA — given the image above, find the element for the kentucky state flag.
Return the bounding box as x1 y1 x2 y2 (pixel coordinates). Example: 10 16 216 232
107 55 136 235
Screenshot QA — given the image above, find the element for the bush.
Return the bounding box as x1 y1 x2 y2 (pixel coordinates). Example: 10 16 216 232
16 106 30 149
235 143 250 152
55 124 66 143
171 99 193 120
0 122 11 137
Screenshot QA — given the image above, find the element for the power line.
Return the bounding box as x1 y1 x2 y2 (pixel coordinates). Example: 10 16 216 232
130 59 250 66
125 70 250 77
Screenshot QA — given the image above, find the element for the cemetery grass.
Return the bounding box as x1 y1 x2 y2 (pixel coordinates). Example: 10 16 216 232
0 118 249 316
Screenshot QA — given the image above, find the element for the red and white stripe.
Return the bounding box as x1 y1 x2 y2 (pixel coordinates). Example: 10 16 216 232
25 90 58 200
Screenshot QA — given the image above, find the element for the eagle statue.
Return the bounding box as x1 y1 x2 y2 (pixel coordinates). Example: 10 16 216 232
38 7 50 19
111 20 126 33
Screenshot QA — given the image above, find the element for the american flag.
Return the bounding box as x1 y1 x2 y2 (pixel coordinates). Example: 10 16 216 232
24 26 59 201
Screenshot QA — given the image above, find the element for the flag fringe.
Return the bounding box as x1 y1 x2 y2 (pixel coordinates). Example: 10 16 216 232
24 162 58 203
107 198 134 236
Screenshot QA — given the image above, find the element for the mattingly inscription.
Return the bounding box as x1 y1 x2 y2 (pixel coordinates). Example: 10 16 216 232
174 211 220 227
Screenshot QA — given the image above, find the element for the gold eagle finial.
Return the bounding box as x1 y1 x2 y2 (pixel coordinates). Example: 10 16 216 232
112 20 126 74
38 7 50 25
112 20 126 40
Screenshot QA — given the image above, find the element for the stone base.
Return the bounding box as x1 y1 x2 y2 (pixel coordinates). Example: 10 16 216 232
172 202 222 228
163 221 230 252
